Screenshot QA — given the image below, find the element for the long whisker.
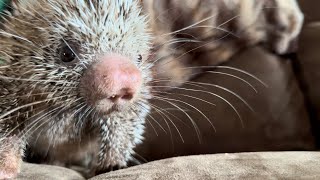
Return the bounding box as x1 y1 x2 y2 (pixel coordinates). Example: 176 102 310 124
0 95 70 120
152 96 202 143
135 102 167 134
147 102 176 144
153 65 268 88
151 102 184 143
19 105 65 138
0 75 77 84
187 25 240 38
72 103 87 119
151 86 244 128
146 117 159 136
4 106 54 137
20 97 82 139
150 103 193 134
217 15 240 28
133 152 149 164
131 105 159 137
151 78 207 89
155 95 216 133
204 71 258 93
161 14 218 36
186 81 254 112
152 90 216 107
150 102 185 143
159 38 202 47
183 66 268 87
152 32 232 66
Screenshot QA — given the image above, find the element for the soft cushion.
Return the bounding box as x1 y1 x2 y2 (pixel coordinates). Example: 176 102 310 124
18 163 85 180
92 152 320 180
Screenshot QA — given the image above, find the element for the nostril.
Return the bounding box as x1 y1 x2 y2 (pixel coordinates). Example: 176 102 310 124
122 93 133 100
119 88 134 101
108 88 134 102
108 95 119 102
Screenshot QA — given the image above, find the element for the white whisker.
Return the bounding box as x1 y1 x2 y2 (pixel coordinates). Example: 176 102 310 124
152 86 244 127
153 96 202 143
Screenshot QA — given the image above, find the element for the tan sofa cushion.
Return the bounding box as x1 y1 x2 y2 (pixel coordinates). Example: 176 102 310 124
92 152 320 180
18 163 84 180
17 152 320 180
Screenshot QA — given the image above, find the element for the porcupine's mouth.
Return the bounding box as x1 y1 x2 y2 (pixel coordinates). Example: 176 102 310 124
96 103 126 116
82 96 135 119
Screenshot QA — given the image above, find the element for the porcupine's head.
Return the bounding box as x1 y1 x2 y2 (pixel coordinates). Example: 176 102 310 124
0 0 152 138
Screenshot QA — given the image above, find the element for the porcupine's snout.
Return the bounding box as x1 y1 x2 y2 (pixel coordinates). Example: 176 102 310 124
81 54 142 113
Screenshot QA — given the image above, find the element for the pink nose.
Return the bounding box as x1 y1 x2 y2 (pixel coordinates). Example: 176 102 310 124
89 54 142 103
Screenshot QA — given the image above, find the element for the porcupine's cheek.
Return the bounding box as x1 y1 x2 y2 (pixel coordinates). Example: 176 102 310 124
80 54 142 115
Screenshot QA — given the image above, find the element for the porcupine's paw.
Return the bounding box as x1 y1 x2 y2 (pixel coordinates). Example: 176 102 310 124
0 137 23 179
0 154 21 179
264 0 304 54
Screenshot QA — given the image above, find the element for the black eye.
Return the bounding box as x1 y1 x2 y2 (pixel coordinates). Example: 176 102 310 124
137 54 142 63
60 45 76 63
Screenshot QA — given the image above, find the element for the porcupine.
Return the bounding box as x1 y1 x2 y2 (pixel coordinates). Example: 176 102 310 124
145 0 304 87
0 0 303 179
0 0 152 178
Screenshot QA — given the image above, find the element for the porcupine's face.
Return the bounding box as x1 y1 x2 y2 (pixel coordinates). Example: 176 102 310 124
1 0 152 126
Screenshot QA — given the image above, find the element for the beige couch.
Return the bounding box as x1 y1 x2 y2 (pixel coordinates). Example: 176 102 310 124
20 152 320 180
18 0 320 179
